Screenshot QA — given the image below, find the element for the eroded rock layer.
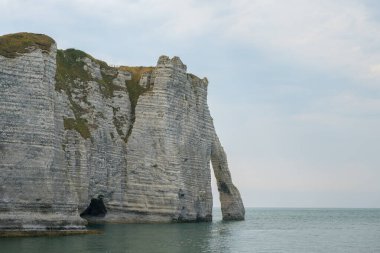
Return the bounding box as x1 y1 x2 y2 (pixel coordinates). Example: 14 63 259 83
0 33 244 230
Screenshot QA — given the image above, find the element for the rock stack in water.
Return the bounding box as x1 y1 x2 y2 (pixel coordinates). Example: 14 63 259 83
0 32 244 231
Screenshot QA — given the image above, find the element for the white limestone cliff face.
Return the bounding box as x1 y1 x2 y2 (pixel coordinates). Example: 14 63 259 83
55 52 133 222
0 33 244 230
0 44 86 230
122 56 214 222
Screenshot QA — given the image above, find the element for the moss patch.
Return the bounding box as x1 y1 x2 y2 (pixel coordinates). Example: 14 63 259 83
55 49 91 90
63 117 91 139
0 32 55 58
98 72 122 98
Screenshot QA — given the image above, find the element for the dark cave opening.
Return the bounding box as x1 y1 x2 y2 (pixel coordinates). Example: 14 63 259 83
80 195 107 218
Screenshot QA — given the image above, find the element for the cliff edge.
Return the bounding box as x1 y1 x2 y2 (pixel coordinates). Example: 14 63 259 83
0 32 244 231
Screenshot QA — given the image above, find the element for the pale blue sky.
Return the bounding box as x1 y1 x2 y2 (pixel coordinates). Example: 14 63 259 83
2 0 380 207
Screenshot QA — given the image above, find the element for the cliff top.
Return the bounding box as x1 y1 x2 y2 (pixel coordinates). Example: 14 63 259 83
118 66 154 113
157 55 187 71
0 32 55 58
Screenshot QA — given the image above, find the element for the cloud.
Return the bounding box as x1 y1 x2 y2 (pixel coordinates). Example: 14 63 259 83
22 0 222 39
370 64 380 76
223 0 380 83
292 91 380 126
3 0 380 84
329 92 380 115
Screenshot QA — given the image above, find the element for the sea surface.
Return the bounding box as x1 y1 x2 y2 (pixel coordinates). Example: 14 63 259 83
1 208 380 253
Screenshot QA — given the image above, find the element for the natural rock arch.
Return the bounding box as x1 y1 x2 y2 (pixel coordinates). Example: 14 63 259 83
211 134 245 220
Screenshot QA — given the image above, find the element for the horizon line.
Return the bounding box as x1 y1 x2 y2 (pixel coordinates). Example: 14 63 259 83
212 206 380 209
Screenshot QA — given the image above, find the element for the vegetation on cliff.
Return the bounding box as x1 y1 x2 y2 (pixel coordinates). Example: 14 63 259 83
63 117 91 139
118 66 154 141
55 49 154 141
0 32 55 58
55 48 120 98
118 66 154 115
55 49 92 90
55 49 93 139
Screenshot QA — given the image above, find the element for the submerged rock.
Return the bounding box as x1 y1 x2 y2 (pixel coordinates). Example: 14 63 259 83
0 32 245 231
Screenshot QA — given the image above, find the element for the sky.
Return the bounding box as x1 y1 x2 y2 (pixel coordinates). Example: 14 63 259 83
1 0 380 208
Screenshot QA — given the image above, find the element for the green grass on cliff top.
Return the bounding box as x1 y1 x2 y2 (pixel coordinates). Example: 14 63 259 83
118 66 154 115
55 48 124 98
0 32 55 58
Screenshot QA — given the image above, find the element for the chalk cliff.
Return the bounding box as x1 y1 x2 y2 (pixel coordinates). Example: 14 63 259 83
0 32 244 231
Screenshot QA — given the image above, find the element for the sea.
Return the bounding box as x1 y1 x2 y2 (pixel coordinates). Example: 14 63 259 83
1 208 379 253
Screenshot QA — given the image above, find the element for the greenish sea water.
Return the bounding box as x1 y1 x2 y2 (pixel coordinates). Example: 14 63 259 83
1 208 380 253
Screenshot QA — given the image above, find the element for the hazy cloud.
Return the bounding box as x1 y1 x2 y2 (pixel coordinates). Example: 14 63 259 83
3 0 380 84
223 0 380 84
